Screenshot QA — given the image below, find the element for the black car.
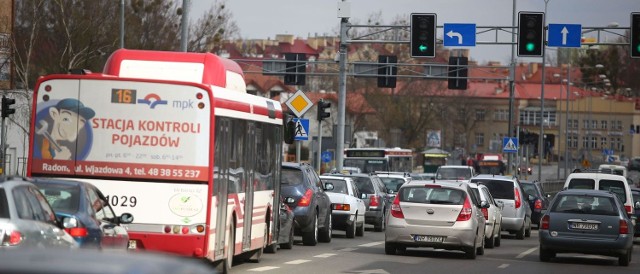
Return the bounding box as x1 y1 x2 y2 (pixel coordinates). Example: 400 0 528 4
520 180 549 226
280 162 332 246
632 188 640 237
327 173 389 232
628 157 640 172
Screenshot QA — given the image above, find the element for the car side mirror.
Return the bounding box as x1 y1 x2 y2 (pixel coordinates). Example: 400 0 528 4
635 201 640 210
480 200 491 209
62 216 79 229
119 213 134 224
528 194 535 201
387 189 395 195
546 194 551 198
496 200 504 209
285 197 296 204
324 182 334 191
360 193 367 199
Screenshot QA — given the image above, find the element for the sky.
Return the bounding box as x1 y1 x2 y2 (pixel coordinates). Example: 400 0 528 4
191 0 638 64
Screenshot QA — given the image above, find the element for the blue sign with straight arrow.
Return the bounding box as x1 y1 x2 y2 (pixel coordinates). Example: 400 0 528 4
548 24 581 48
443 23 476 47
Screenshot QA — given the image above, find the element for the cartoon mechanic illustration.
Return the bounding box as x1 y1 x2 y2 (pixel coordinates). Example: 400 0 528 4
36 98 95 160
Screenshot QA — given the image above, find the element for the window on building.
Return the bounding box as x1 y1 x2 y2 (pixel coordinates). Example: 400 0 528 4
475 133 484 147
591 136 597 149
582 136 589 148
600 137 607 149
475 109 485 121
493 109 508 121
569 135 578 148
583 120 589 129
616 121 622 131
591 120 597 130
601 120 607 130
572 119 578 129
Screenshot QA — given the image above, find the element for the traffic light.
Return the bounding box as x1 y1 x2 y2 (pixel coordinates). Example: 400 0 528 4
410 13 436 58
284 53 306 86
517 12 545 57
631 12 640 58
448 56 468 90
316 99 331 121
377 55 397 88
283 112 295 144
1 96 15 118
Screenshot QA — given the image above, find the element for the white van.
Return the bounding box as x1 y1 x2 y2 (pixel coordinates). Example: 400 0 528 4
563 171 635 215
598 164 627 178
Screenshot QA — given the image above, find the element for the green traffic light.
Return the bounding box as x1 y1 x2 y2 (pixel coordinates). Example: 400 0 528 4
637 44 640 53
419 44 428 52
526 42 535 52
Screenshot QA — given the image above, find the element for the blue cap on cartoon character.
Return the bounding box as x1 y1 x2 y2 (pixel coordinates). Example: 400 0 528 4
55 98 96 120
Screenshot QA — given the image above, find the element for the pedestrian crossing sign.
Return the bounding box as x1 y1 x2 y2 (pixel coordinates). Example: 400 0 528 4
502 137 518 153
293 118 309 141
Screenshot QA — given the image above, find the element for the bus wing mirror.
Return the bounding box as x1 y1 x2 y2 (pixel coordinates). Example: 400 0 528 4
283 113 296 144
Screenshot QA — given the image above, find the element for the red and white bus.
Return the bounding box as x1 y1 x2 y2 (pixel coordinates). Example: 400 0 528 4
343 147 413 173
28 49 285 272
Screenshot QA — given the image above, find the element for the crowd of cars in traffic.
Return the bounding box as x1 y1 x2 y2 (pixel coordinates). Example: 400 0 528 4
1 161 638 269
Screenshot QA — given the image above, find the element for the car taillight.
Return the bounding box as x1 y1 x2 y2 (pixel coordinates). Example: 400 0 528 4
9 231 22 245
390 195 404 219
481 207 488 220
66 227 88 237
333 204 350 211
619 219 629 234
534 199 542 210
456 197 472 221
369 195 380 208
624 205 632 215
540 215 550 230
298 189 313 207
514 187 521 209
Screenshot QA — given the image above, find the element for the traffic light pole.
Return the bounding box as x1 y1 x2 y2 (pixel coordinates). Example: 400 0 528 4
507 0 516 175
316 119 323 172
1 117 5 175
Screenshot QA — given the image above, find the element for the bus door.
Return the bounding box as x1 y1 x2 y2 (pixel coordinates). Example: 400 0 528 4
213 118 230 259
242 122 256 250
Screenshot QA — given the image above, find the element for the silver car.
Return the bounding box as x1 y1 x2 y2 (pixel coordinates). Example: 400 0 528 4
471 175 532 240
385 180 488 259
468 183 503 248
0 177 77 248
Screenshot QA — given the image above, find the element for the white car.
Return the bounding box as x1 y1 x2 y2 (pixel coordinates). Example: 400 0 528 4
319 176 367 238
468 183 503 248
385 180 488 259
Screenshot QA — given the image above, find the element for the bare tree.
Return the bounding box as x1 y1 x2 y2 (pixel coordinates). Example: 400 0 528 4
188 0 239 52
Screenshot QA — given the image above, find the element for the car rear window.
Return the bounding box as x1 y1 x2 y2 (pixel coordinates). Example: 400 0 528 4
321 179 348 194
0 189 9 218
551 195 619 216
352 177 375 194
35 183 81 213
473 179 514 200
520 183 537 197
379 178 405 192
598 180 627 203
436 168 471 180
281 169 304 185
567 178 595 189
399 187 466 205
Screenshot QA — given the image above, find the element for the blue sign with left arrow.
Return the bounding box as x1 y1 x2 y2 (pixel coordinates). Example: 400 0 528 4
443 23 476 47
548 24 581 48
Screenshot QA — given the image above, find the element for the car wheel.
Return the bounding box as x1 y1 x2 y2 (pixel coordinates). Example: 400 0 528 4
280 224 294 250
515 222 525 240
465 239 477 259
494 227 501 247
485 227 495 248
525 218 532 237
356 219 365 237
476 235 485 255
346 219 356 239
539 248 555 262
318 212 332 243
619 248 631 266
374 212 385 232
385 242 397 255
302 213 318 246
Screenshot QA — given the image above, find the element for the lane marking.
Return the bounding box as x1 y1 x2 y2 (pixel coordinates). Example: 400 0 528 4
248 266 280 272
338 247 358 252
516 247 538 259
285 259 311 265
314 253 337 258
498 264 509 269
359 241 383 247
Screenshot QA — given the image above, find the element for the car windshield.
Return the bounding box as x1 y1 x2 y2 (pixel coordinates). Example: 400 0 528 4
551 195 618 216
399 187 466 205
281 169 304 185
35 183 81 213
598 180 627 203
352 177 375 194
473 179 514 200
436 168 470 180
0 189 9 218
380 177 405 192
322 179 348 194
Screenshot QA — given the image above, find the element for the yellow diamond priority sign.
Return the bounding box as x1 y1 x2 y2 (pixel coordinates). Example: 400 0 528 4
285 90 313 118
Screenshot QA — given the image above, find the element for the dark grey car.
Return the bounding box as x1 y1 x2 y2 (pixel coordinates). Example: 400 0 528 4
281 162 332 246
328 173 389 232
539 189 635 266
0 176 77 248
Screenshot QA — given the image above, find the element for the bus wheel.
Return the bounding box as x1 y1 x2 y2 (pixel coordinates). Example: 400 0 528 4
223 226 235 273
250 226 267 261
264 222 278 254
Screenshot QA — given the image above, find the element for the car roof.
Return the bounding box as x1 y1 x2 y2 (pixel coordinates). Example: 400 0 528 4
557 189 619 198
32 177 87 186
404 179 468 190
0 176 37 188
319 175 354 182
566 172 627 180
471 174 515 181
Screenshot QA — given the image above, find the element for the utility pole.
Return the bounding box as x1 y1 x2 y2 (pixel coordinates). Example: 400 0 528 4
507 0 517 175
538 0 550 182
180 0 190 52
336 0 349 172
120 0 124 48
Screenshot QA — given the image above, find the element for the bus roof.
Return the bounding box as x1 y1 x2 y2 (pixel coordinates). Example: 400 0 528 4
103 49 246 92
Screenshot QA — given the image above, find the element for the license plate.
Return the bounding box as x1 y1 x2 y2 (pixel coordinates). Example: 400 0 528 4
413 235 445 242
570 222 598 230
127 240 137 249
